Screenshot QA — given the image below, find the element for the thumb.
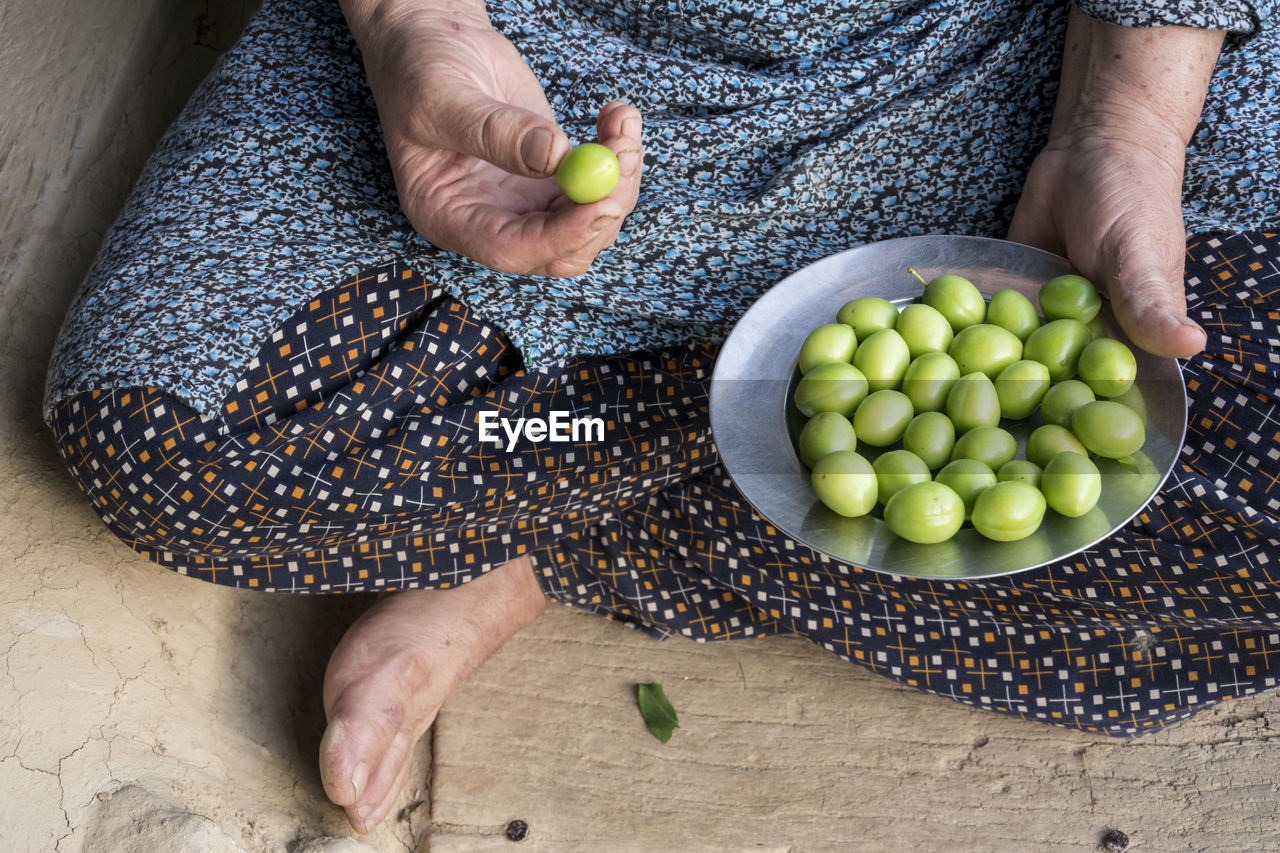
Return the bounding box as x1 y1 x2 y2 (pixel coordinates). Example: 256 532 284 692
434 91 571 178
1106 235 1206 359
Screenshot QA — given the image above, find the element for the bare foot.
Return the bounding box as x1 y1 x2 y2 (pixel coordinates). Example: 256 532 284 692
318 556 548 833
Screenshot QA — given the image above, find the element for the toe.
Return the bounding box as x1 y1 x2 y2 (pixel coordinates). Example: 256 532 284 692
319 688 407 808
349 729 420 833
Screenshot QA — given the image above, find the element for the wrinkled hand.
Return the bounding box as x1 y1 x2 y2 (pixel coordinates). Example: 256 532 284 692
1007 11 1222 361
356 1 642 276
1008 130 1206 359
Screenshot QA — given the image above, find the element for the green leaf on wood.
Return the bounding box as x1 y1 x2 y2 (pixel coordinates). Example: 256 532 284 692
636 682 680 743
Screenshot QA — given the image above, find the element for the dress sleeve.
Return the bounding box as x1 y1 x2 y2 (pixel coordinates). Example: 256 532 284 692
1072 0 1273 38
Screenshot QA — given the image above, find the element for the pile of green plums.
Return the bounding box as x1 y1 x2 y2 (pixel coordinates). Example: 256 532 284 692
793 271 1144 545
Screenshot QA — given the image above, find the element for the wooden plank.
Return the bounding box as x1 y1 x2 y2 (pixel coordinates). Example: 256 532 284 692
429 605 1280 852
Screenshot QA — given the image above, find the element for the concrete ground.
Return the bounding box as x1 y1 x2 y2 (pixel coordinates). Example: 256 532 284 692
2 3 1278 851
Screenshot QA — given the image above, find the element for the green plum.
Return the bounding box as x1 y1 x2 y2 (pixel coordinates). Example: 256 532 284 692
811 450 878 517
902 411 956 470
837 296 899 340
884 482 965 544
901 351 961 413
797 323 857 374
1038 274 1102 324
994 359 1051 420
797 411 857 469
1023 318 1092 382
1026 424 1089 469
873 449 932 505
945 373 1001 433
935 458 997 520
793 361 869 417
556 143 620 204
1041 452 1102 517
1071 400 1145 458
1077 337 1137 398
986 289 1041 342
997 459 1043 489
852 389 914 446
971 481 1046 542
895 303 954 359
948 323 1024 379
923 274 986 331
950 425 1017 471
853 328 912 391
1039 379 1096 427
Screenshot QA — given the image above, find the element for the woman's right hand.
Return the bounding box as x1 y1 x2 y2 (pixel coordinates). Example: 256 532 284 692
344 0 643 277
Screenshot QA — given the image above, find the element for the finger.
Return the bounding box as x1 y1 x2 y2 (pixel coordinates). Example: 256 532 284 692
598 101 644 214
431 91 572 178
1105 233 1206 359
441 201 625 274
533 105 645 276
1006 165 1065 257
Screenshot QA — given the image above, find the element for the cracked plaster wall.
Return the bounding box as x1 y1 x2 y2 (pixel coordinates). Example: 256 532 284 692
0 2 426 850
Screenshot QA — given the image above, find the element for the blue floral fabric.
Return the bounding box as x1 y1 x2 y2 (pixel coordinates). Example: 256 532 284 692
44 0 1279 417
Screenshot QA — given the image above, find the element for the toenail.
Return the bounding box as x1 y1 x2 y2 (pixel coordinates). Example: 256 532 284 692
351 761 370 801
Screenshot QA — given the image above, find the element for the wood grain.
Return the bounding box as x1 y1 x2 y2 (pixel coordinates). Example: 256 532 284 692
430 605 1280 852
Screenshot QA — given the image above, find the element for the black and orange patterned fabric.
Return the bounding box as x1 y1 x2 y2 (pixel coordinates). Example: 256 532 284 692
49 231 1280 736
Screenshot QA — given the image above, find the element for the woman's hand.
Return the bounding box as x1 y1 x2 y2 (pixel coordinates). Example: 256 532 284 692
1008 10 1223 359
343 0 643 276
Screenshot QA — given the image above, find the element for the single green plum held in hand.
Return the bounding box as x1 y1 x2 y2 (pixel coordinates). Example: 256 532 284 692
555 142 621 204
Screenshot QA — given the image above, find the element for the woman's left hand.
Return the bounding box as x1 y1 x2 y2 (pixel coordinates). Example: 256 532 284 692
1007 10 1224 360
1008 127 1205 359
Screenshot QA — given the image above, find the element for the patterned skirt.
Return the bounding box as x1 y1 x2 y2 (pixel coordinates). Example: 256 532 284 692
48 230 1280 737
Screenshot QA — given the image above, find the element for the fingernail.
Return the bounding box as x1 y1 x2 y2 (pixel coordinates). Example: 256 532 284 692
351 761 370 801
520 128 554 174
1178 315 1205 333
623 115 641 139
591 214 618 233
356 804 371 820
